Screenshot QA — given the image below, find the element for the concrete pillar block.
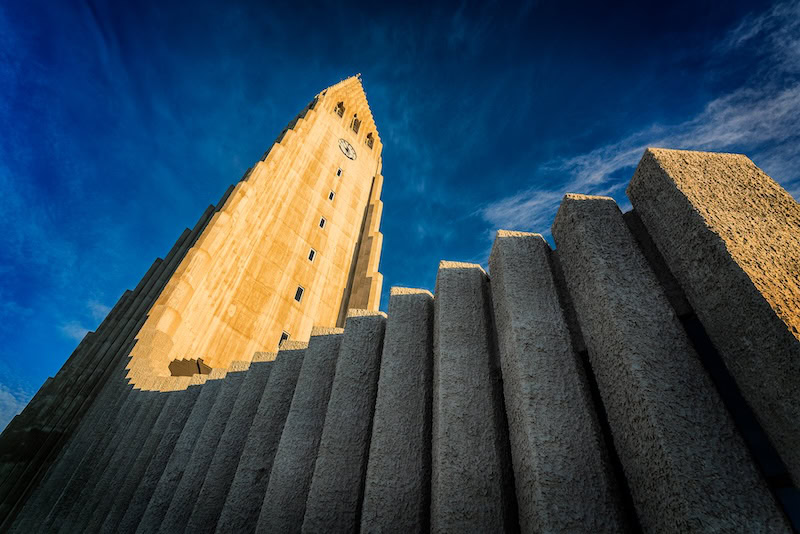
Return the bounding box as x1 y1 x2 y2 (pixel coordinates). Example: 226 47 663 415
302 310 387 533
551 193 789 532
360 288 433 533
431 261 518 533
185 354 276 533
627 148 800 484
488 230 630 533
135 368 228 533
215 344 305 533
157 361 250 533
257 329 343 534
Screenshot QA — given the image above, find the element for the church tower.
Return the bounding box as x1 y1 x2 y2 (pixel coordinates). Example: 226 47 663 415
129 74 384 383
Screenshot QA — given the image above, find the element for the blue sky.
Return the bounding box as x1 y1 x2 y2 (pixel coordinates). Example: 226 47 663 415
1 0 798 429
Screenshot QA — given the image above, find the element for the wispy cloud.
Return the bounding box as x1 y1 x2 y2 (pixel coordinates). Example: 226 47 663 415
59 321 89 342
87 299 111 321
480 1 800 234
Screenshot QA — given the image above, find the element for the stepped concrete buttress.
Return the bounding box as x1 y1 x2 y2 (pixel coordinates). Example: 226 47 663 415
361 288 434 534
185 353 275 533
488 230 630 533
216 343 306 534
257 329 343 534
431 261 518 533
551 194 789 532
158 361 251 533
627 148 800 484
302 310 386 533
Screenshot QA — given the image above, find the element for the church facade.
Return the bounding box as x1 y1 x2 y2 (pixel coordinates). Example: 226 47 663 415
1 76 798 532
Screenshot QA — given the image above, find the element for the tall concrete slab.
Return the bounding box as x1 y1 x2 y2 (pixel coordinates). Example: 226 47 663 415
134 368 229 533
431 261 518 533
627 148 800 484
216 344 306 534
360 288 433 534
185 354 275 533
157 361 250 533
488 231 629 533
302 310 386 533
257 329 343 534
551 193 789 532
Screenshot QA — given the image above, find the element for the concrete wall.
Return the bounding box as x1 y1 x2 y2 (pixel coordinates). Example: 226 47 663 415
4 147 799 532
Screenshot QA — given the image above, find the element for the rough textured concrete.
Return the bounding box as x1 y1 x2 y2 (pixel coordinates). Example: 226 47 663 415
98 377 206 533
216 343 306 534
551 193 789 532
627 148 800 484
257 329 343 534
488 230 629 533
431 261 518 533
157 361 250 533
360 288 433 534
302 310 387 533
185 354 275 533
115 380 208 534
133 368 229 533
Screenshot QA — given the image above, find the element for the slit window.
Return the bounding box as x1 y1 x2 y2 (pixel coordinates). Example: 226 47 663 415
328 191 335 201
294 286 304 302
319 217 326 229
308 248 316 262
279 331 290 346
336 168 342 177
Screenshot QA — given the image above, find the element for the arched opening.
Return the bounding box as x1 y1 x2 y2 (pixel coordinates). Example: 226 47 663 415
351 113 361 134
366 133 374 149
335 101 345 117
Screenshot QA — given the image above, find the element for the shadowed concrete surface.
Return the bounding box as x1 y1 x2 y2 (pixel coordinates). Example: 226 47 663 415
360 288 433 533
551 193 789 532
302 311 386 533
257 330 343 534
628 148 800 486
3 138 799 533
488 231 630 533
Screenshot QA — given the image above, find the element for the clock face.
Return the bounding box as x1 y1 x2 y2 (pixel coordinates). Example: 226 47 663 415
338 138 357 160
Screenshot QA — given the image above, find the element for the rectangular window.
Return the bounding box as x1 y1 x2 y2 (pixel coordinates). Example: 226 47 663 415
319 217 326 229
294 286 304 302
328 191 335 201
279 331 290 346
308 248 316 262
336 168 342 177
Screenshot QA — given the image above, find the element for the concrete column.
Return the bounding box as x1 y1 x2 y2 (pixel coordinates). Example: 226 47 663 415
431 261 518 533
302 310 386 533
488 231 629 533
135 368 229 533
185 354 275 533
216 343 306 534
257 329 343 534
627 148 800 484
115 379 209 534
157 361 250 533
551 193 789 532
98 377 205 533
360 289 433 534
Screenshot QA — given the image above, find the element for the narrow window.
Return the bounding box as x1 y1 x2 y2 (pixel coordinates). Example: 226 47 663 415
308 248 316 261
366 133 374 149
328 190 335 201
279 331 290 346
351 114 361 134
294 286 304 302
319 217 326 229
336 168 342 177
335 101 345 117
